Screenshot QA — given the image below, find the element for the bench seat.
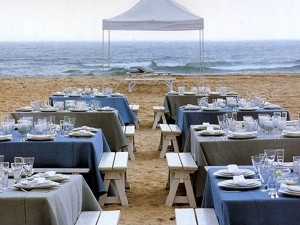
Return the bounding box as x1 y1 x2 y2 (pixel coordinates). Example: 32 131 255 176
75 210 121 225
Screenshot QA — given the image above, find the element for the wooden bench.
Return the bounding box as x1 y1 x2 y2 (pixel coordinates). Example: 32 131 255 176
34 168 90 175
175 208 219 225
75 210 121 225
98 152 128 206
124 125 135 160
152 106 167 129
166 153 198 207
159 124 181 158
125 77 175 92
129 104 140 128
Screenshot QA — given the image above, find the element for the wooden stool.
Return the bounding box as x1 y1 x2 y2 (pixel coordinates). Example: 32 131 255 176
129 104 140 129
152 106 167 129
98 152 128 206
159 124 181 158
166 153 197 207
125 125 135 160
175 208 219 225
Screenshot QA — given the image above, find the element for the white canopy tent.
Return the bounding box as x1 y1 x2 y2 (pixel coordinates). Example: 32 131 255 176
102 0 205 83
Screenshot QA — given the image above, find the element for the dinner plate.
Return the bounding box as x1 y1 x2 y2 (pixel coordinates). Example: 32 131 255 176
209 92 220 95
69 108 89 112
97 107 115 111
72 126 98 133
194 124 220 131
111 93 124 97
184 92 196 95
13 181 59 190
282 131 300 137
52 92 65 96
239 107 257 111
0 135 13 141
67 94 81 97
218 179 261 189
26 134 54 141
15 107 33 112
167 91 178 95
214 169 255 178
198 130 225 136
228 132 257 139
201 107 221 111
182 105 200 110
40 107 59 112
279 189 300 197
94 94 108 97
68 131 95 137
30 174 70 182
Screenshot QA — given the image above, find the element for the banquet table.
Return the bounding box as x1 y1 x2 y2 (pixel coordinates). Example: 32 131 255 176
163 93 239 121
0 175 100 225
202 167 300 225
184 127 300 199
176 106 290 151
11 110 127 151
0 129 110 197
49 94 137 124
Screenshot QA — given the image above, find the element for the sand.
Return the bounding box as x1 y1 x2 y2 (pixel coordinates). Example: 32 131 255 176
1 74 300 224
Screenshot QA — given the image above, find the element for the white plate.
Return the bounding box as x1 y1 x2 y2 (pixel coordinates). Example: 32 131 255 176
218 179 261 189
52 92 65 96
67 94 81 97
40 107 59 112
26 134 54 141
94 94 108 97
194 125 220 131
13 181 59 190
69 108 88 112
239 107 257 111
183 105 200 110
202 107 221 111
68 131 95 137
72 126 98 133
184 92 196 95
198 130 225 136
30 174 70 182
0 135 13 141
279 189 300 197
111 93 124 97
214 169 255 178
15 107 33 112
282 131 300 137
228 133 257 139
209 92 220 95
97 107 115 111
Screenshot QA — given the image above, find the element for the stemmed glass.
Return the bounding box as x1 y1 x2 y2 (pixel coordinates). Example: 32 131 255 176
277 117 286 138
251 154 264 179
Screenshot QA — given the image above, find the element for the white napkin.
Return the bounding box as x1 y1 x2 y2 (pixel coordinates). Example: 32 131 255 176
38 171 56 177
228 131 258 137
185 104 199 109
21 178 47 187
280 183 300 192
227 164 241 175
233 175 248 186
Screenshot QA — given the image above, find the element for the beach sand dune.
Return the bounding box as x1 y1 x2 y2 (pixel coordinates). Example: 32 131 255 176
1 74 300 224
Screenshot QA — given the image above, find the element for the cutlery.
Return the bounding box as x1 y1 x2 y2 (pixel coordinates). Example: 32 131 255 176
21 188 29 193
275 192 279 198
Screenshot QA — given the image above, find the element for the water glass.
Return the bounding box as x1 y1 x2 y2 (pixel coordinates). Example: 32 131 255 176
264 149 276 166
11 163 23 184
251 155 264 179
178 86 185 95
1 162 9 189
293 156 300 175
276 149 284 169
22 157 34 177
0 155 4 163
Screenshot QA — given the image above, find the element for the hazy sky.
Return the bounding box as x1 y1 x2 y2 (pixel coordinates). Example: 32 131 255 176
1 0 300 42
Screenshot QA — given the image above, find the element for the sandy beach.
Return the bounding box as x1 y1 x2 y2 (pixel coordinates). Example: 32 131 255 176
1 73 300 224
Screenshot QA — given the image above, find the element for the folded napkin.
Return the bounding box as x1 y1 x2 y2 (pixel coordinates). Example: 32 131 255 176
228 131 258 137
280 183 300 192
233 175 248 186
21 178 48 187
227 164 241 175
37 171 56 177
184 104 200 109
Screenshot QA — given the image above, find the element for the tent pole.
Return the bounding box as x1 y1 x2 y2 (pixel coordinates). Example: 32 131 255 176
102 29 104 90
199 29 205 86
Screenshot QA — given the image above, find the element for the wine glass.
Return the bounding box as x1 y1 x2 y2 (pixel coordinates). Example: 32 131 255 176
264 149 276 167
251 155 264 179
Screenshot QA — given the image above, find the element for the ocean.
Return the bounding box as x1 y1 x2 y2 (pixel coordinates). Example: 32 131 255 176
0 40 300 77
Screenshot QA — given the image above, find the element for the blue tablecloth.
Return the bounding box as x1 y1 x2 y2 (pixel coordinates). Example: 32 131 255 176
0 130 110 197
177 106 290 151
50 95 137 124
203 167 300 225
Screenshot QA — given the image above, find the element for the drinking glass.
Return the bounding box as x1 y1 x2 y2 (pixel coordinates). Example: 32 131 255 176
281 112 288 120
264 149 276 167
276 149 284 170
178 86 185 95
1 162 9 189
59 120 65 137
11 163 23 184
293 156 300 176
277 117 286 138
69 118 76 130
251 155 264 179
22 157 34 177
0 155 4 163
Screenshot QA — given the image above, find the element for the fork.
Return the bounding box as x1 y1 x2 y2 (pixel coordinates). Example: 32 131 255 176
275 192 279 198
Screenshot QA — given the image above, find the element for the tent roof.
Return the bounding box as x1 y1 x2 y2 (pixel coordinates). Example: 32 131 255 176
103 0 204 31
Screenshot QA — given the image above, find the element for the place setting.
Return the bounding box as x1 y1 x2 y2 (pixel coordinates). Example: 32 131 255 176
218 175 261 189
27 171 70 182
214 164 256 178
198 125 225 136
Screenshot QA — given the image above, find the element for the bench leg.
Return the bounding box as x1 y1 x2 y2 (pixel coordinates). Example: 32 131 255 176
98 175 111 206
152 112 161 129
159 134 169 158
166 176 180 206
171 137 180 153
126 136 135 160
183 178 197 208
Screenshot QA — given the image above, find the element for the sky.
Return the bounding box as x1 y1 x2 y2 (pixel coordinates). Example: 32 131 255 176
1 0 300 42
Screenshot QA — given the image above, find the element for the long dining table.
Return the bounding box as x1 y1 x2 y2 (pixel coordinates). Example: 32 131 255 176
184 126 300 200
177 106 290 151
163 93 239 121
202 167 300 225
0 129 110 197
49 94 137 125
0 175 100 225
11 110 127 151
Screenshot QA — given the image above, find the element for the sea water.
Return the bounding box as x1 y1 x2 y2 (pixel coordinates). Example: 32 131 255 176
0 40 300 77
